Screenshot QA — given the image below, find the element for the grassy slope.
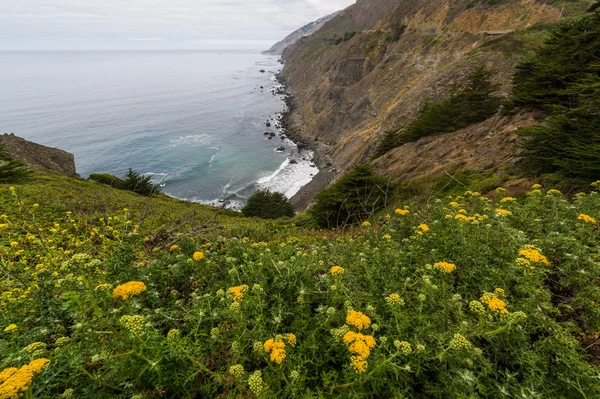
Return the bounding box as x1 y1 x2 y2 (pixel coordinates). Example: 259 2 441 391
1 171 600 398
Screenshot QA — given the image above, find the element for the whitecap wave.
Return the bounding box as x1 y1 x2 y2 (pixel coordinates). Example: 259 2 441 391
257 151 319 199
169 134 211 146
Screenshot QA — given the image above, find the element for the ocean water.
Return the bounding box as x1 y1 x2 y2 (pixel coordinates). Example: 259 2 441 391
0 50 317 208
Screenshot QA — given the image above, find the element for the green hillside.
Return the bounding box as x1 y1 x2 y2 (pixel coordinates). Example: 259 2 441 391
1 171 600 398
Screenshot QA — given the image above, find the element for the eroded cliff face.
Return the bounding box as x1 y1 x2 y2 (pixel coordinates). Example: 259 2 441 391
281 0 562 190
1 133 78 176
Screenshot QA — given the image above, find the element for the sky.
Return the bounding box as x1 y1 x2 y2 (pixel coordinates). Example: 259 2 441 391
0 0 356 50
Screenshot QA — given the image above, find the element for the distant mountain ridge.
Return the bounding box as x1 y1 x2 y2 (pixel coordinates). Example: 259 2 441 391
262 12 341 55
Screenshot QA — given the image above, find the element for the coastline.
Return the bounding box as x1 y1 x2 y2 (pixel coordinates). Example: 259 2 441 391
275 72 337 212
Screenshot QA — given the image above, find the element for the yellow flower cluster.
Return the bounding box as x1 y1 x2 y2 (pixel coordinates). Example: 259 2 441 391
192 251 204 261
228 285 249 302
495 209 512 216
287 333 297 348
361 221 371 227
0 358 50 399
383 234 391 240
170 244 179 251
4 324 17 334
578 214 597 224
418 224 430 232
346 310 371 330
264 338 286 364
343 331 376 373
480 292 508 315
434 261 456 273
518 245 550 266
500 197 515 203
112 281 147 300
330 266 344 276
395 208 409 216
386 293 404 306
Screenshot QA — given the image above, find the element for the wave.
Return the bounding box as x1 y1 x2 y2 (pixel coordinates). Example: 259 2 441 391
169 134 211 146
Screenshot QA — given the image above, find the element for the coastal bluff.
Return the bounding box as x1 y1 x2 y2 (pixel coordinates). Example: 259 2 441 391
1 133 78 176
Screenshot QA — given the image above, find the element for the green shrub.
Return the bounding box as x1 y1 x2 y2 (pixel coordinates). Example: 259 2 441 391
310 165 392 228
512 11 600 180
375 65 501 158
241 190 295 219
0 141 30 183
89 173 125 188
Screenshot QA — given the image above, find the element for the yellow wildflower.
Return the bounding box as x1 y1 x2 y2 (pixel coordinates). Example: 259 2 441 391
170 244 179 251
263 338 286 364
418 224 430 232
361 221 371 227
481 293 509 315
434 261 456 273
495 209 512 216
547 189 561 195
578 214 596 224
383 234 391 240
192 251 204 261
518 245 550 266
330 266 344 276
458 209 467 214
449 202 459 207
346 310 371 330
455 214 468 221
112 281 147 300
287 333 297 347
228 285 249 302
532 184 542 189
395 209 409 216
500 197 515 203
4 324 17 334
343 331 376 373
0 358 50 399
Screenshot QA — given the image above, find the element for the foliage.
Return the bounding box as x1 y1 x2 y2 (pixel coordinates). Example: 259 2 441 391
121 168 160 196
375 65 501 158
590 1 600 12
387 24 406 42
88 173 125 188
310 165 392 228
89 169 160 196
242 190 295 219
512 11 600 180
512 12 600 112
0 141 30 183
1 176 600 397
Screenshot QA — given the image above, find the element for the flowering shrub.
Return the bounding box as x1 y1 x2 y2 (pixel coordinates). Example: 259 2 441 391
0 180 599 398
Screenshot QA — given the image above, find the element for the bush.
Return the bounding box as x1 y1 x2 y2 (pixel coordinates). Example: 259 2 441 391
310 165 392 228
241 190 295 219
0 141 30 183
89 173 125 188
375 65 501 158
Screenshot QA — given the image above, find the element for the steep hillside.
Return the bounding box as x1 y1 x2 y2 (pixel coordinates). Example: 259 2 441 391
281 0 593 207
263 12 340 55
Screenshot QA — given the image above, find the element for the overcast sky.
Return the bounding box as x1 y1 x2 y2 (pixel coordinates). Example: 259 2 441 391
0 0 356 50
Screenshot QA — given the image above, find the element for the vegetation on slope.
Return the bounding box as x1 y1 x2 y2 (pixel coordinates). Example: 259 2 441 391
1 172 600 397
242 190 295 219
374 65 501 159
513 11 600 181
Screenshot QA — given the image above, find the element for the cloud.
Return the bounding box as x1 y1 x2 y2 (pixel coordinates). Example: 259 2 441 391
0 0 356 49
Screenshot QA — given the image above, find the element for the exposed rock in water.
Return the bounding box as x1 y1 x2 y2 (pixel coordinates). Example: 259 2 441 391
1 133 78 176
259 69 266 73
266 121 271 127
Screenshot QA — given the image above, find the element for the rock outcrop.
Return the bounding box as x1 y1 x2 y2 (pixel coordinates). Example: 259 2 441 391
1 133 78 176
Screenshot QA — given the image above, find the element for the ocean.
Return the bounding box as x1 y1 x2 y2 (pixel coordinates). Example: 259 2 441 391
0 50 317 209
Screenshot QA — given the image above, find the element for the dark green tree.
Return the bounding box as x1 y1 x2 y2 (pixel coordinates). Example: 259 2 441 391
310 165 392 228
513 12 600 180
0 141 30 183
242 190 295 219
121 168 160 196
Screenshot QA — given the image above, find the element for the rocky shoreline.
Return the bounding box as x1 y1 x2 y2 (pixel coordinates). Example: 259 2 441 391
274 72 336 212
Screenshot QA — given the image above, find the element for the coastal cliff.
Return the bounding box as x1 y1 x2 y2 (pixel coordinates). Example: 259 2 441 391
1 133 78 176
280 0 590 208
